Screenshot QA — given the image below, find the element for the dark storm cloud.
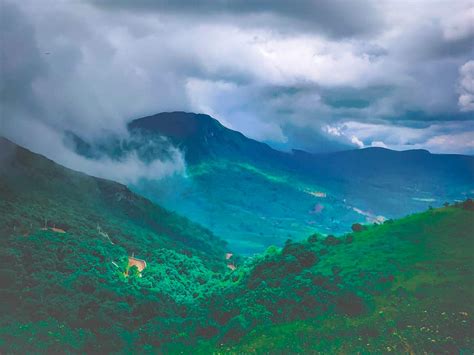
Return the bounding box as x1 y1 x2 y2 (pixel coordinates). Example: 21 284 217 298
0 1 187 182
0 1 46 117
278 123 352 153
90 0 382 38
395 22 473 61
1 0 473 161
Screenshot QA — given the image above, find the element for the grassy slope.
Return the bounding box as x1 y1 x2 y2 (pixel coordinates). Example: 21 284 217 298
133 151 473 257
212 205 474 353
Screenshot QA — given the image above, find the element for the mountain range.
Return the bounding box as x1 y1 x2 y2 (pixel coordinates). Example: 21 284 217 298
67 111 474 254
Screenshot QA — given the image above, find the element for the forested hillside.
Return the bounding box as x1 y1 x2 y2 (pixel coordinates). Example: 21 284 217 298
0 137 227 266
0 137 230 352
0 137 472 353
209 200 474 353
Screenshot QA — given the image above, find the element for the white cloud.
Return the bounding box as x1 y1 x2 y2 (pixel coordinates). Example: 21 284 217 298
1 115 186 184
458 60 474 112
440 5 474 41
323 125 343 137
424 131 474 153
329 120 474 154
350 135 365 148
371 141 387 148
324 123 368 149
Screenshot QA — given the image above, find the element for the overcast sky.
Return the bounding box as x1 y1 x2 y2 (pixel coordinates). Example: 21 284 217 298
1 0 473 168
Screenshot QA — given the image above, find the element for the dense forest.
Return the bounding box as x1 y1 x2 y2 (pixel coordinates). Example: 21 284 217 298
1 138 473 353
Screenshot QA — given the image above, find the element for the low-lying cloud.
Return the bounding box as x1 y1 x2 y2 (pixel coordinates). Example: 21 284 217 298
0 1 186 183
1 112 185 184
71 150 186 185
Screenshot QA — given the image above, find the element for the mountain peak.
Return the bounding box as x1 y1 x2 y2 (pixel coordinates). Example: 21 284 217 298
128 111 280 164
128 111 223 139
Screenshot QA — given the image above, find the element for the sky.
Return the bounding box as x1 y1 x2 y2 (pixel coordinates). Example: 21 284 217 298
1 0 473 178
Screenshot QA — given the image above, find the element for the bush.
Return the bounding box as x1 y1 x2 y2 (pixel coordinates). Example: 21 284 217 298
283 243 318 267
351 223 364 232
322 235 341 246
335 292 366 316
221 315 249 343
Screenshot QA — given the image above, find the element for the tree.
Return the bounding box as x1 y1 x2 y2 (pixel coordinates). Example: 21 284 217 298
462 199 474 211
322 235 341 246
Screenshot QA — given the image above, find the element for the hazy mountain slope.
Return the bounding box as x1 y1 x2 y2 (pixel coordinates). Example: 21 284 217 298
125 112 474 254
292 147 474 215
136 160 361 254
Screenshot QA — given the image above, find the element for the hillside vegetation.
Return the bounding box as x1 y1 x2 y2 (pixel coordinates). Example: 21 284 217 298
208 200 474 353
0 137 473 353
0 137 227 266
0 137 230 351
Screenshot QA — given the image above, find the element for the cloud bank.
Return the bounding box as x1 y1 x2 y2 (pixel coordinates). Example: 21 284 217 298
1 0 473 166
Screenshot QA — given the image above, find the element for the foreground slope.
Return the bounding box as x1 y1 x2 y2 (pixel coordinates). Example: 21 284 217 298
0 139 472 353
201 201 474 353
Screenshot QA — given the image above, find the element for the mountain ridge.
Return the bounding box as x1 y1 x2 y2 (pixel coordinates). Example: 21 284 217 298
128 111 284 165
63 112 474 254
129 111 473 159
